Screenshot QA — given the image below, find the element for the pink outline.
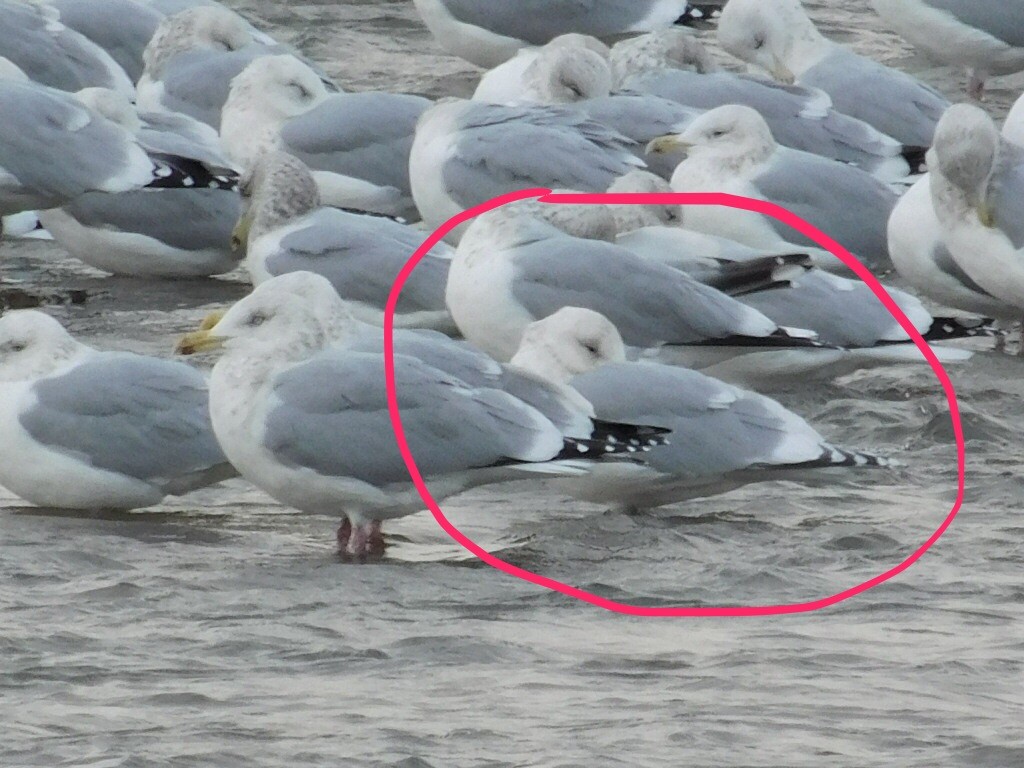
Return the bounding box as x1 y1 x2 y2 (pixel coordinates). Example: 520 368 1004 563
383 188 965 616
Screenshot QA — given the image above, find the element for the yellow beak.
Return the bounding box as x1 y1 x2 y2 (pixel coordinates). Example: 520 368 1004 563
977 202 996 228
231 210 252 252
646 135 691 155
175 312 228 355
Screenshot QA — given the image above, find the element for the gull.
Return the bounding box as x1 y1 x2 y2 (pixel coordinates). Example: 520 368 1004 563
221 55 430 218
871 0 1024 100
234 152 454 332
176 272 669 557
718 0 949 146
510 307 893 511
647 104 898 272
0 311 232 510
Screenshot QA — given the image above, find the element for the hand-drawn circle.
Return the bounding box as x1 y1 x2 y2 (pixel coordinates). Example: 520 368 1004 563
383 188 966 617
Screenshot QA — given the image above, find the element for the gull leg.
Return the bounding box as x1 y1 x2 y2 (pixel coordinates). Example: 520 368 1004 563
366 520 386 556
968 69 987 101
336 517 352 552
347 523 369 560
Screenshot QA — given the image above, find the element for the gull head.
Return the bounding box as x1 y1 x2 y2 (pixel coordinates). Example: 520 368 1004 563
717 0 817 83
233 151 321 250
176 272 347 359
930 104 1001 228
607 171 681 229
226 55 330 123
511 307 626 384
648 105 776 166
0 310 87 381
523 45 613 104
143 6 253 78
75 88 142 133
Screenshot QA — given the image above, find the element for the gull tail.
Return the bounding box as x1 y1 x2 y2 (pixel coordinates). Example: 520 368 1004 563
790 444 896 470
675 2 723 28
146 152 239 192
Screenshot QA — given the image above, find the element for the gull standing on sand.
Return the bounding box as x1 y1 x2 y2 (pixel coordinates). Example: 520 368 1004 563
234 152 454 332
0 311 232 511
871 0 1024 100
511 308 892 511
177 274 667 557
648 105 898 271
718 0 949 147
221 55 430 218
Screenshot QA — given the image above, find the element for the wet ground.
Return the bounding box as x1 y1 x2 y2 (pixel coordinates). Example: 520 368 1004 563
2 1 1022 765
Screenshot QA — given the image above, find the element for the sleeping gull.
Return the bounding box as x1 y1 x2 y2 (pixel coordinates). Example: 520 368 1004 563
234 152 454 332
0 311 233 511
412 0 713 68
446 203 821 364
137 6 336 128
0 0 133 95
927 104 1024 325
37 87 242 277
648 104 898 272
510 307 893 511
717 0 949 147
221 55 430 218
48 0 164 82
471 40 702 178
472 34 611 104
619 33 923 182
177 272 667 557
0 77 236 228
409 98 643 240
871 0 1024 100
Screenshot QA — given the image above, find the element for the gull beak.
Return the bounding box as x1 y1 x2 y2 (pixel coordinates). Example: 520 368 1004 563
771 57 795 84
231 210 252 252
646 135 691 155
175 312 229 355
976 201 996 228
175 328 226 355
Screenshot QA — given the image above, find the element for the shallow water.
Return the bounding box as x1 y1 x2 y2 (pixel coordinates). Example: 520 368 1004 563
2 1 1023 765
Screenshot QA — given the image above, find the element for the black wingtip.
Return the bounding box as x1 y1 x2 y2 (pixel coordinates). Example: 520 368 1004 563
558 421 670 462
922 317 1003 343
691 327 833 350
675 2 723 28
901 145 929 174
707 253 815 297
146 152 239 192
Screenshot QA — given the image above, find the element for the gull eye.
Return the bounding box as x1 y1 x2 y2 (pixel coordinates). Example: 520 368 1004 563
583 342 600 356
753 36 765 50
10 341 26 353
290 81 312 100
247 311 269 327
710 129 727 138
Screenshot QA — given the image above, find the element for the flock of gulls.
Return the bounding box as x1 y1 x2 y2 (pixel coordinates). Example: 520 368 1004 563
1 0 1023 558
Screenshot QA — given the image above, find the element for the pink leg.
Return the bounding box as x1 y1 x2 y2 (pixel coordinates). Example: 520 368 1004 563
347 523 369 558
968 69 986 101
366 520 386 556
336 518 352 552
